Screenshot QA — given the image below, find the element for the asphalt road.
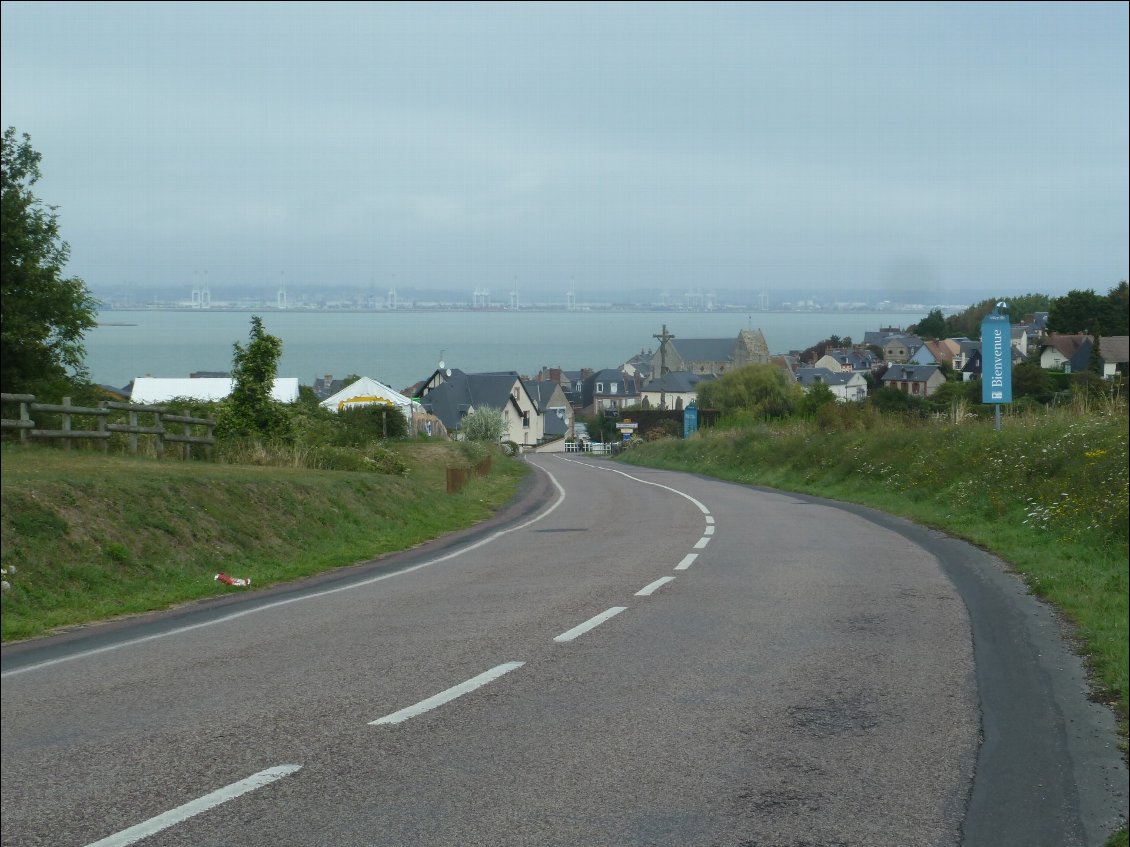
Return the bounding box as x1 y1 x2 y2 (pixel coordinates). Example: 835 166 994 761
1 455 1125 847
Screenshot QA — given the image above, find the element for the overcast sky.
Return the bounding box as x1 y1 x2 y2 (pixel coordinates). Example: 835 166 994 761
2 1 1127 302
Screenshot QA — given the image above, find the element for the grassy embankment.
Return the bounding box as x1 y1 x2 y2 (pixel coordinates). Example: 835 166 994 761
0 440 527 643
621 407 1129 740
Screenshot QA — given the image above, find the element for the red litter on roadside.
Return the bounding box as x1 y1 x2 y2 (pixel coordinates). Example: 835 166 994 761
215 572 251 587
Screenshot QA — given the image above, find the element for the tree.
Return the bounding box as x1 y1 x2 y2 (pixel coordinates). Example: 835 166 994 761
1047 288 1107 335
696 363 802 420
909 308 946 340
218 316 290 440
1 127 99 392
461 405 505 442
797 381 836 418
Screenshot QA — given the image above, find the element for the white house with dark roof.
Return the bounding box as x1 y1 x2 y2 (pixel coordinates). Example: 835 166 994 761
414 368 544 447
795 367 868 402
639 371 715 410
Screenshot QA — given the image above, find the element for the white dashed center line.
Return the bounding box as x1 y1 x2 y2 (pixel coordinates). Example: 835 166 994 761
370 662 525 726
554 607 627 642
675 553 699 570
635 576 676 596
694 536 711 549
84 765 302 847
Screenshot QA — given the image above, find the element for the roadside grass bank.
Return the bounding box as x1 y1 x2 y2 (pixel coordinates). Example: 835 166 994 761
0 441 527 643
620 408 1129 746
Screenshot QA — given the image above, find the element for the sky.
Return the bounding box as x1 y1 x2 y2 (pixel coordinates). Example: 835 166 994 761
2 1 1127 305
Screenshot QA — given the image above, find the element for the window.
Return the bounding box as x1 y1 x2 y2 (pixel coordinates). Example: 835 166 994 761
596 382 604 393
610 382 618 394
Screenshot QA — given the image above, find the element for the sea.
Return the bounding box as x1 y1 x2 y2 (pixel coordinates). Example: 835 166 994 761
87 308 928 393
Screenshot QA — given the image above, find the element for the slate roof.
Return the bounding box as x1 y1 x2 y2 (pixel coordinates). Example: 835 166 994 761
1100 336 1129 365
669 338 736 363
880 365 943 383
795 367 861 388
1041 334 1093 372
644 371 715 393
415 369 535 431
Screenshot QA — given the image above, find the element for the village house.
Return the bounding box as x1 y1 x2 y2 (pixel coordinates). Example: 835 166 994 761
1039 334 1093 373
413 368 544 447
530 380 575 441
580 368 642 416
880 364 946 398
639 371 715 410
795 367 868 402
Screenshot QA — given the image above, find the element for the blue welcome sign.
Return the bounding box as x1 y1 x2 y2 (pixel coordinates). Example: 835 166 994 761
683 404 699 438
981 307 1012 404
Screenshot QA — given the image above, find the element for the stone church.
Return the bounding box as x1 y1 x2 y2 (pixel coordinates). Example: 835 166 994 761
649 328 771 377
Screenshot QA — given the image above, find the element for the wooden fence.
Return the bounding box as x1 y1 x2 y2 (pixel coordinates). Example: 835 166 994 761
446 455 492 493
1 393 216 459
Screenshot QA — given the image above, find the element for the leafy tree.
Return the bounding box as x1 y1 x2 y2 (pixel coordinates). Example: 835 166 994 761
796 381 836 418
218 316 291 440
943 294 1051 338
1047 288 1107 335
909 308 946 340
696 363 802 420
1011 362 1053 402
1 127 99 392
1105 280 1128 336
461 405 505 442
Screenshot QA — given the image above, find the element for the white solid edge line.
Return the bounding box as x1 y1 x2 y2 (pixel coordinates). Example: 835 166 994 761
694 536 711 549
675 553 699 570
555 456 710 514
5 468 568 678
635 576 676 597
370 662 525 726
553 607 628 643
84 765 302 847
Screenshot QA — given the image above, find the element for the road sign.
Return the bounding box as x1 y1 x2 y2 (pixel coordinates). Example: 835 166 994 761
981 310 1012 404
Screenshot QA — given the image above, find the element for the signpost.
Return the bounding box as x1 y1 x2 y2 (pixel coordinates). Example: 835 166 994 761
683 404 699 438
981 304 1012 431
616 419 638 443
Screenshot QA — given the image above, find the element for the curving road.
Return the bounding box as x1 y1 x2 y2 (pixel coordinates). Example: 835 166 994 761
1 455 1125 846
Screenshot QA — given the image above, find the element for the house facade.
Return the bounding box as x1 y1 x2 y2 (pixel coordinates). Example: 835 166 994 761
795 367 868 402
880 364 946 397
639 371 715 410
414 368 544 447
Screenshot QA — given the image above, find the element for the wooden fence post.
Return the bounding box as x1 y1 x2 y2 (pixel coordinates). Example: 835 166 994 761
98 401 109 453
62 397 72 450
20 397 30 444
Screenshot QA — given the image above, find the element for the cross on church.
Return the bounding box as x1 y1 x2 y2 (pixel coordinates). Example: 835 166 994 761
654 324 675 377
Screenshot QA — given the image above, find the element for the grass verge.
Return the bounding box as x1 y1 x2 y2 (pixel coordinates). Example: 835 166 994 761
0 440 526 642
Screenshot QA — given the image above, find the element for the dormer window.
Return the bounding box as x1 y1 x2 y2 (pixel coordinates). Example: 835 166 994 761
610 382 618 394
596 382 604 393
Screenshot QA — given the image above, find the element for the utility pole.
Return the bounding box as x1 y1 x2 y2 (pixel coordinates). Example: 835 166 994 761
654 324 675 411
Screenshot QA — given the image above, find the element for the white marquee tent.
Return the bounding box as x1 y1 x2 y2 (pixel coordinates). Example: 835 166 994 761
318 376 420 424
129 377 300 404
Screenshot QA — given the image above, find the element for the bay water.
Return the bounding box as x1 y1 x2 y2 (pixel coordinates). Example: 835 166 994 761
87 309 927 393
